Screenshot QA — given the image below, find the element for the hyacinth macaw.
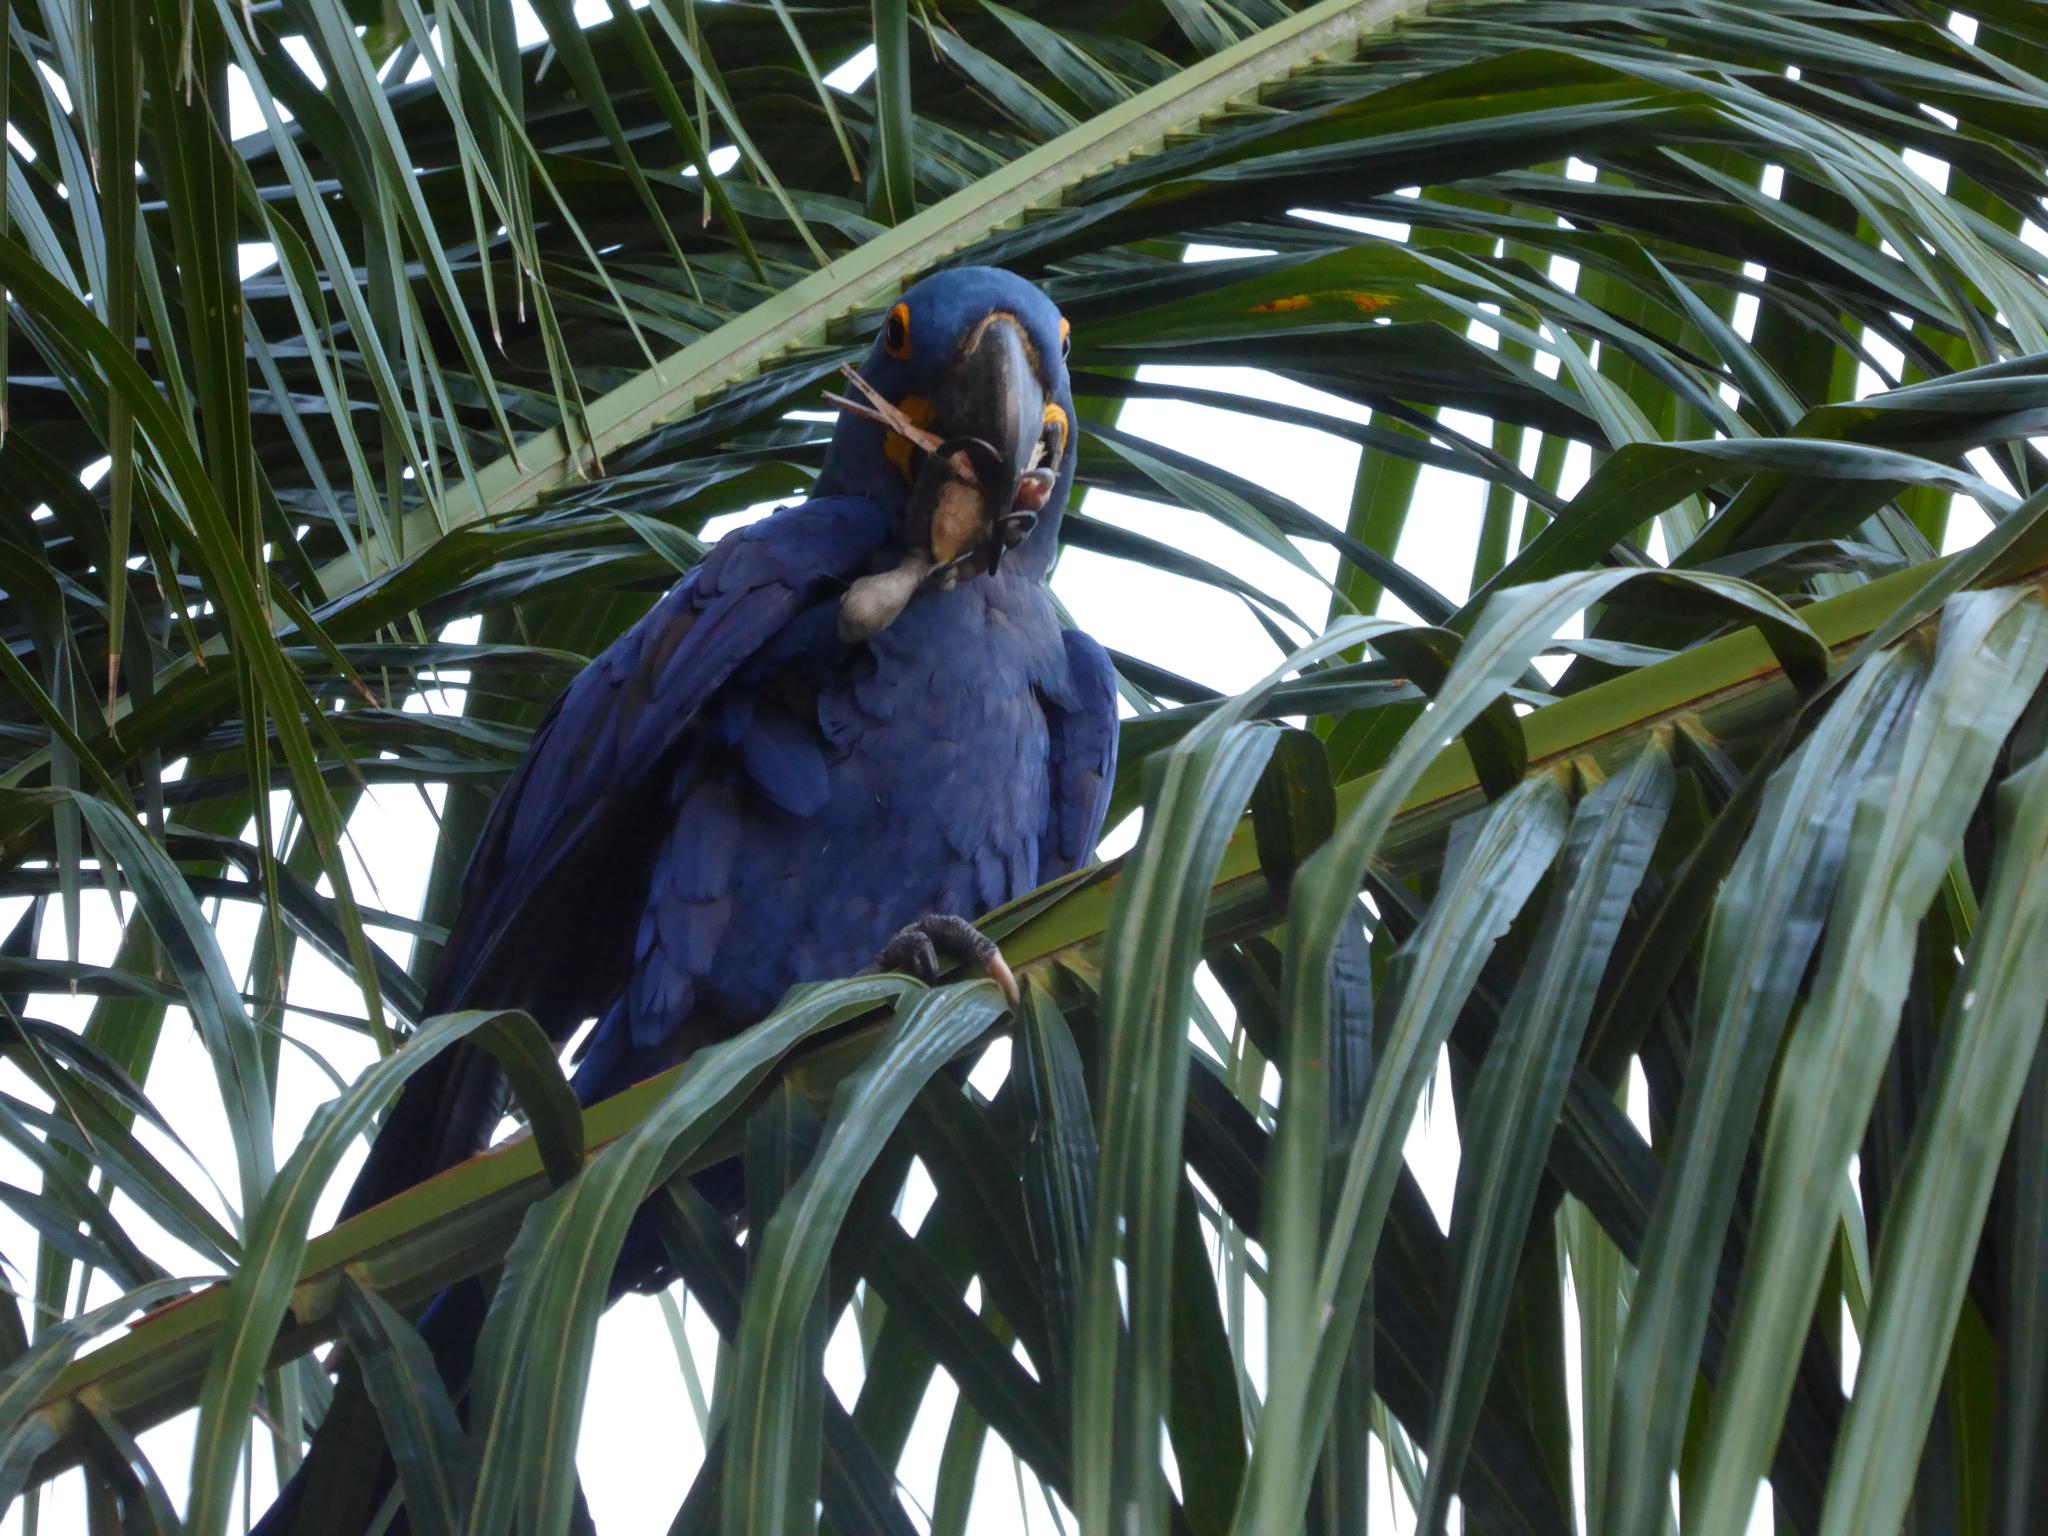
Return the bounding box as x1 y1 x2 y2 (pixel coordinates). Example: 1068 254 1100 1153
257 266 1117 1531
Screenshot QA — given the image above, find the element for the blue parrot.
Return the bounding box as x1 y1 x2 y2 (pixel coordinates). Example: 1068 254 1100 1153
256 266 1117 1531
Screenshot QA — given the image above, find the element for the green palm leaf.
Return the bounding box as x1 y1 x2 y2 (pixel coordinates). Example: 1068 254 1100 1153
11 1 2048 1531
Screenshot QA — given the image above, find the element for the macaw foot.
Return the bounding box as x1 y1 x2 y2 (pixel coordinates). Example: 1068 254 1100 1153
870 913 1020 1011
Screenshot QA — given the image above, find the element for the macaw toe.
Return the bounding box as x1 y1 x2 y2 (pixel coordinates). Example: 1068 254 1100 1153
869 913 1021 1011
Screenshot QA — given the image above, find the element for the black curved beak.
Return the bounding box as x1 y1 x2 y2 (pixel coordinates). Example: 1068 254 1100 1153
919 312 1054 576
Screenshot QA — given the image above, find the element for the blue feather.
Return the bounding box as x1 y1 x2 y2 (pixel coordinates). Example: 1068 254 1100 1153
266 268 1118 1536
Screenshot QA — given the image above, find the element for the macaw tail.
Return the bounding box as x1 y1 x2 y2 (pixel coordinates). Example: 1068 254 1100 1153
336 1041 512 1223
255 1154 744 1533
262 986 751 1531
250 1275 486 1536
250 1004 522 1530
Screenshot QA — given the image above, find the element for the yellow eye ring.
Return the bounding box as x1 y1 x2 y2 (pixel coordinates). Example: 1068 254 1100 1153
883 303 912 359
1058 316 1071 359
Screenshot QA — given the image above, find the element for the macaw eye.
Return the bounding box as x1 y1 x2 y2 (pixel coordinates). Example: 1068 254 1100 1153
884 303 912 359
1059 316 1071 359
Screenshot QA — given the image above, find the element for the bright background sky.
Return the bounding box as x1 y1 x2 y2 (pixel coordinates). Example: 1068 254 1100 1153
1 11 2014 1532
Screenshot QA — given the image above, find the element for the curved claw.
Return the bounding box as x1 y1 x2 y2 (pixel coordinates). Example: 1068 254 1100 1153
983 949 1022 1013
918 547 989 593
870 913 1020 1012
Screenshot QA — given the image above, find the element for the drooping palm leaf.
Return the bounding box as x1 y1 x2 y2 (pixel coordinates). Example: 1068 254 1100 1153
7 1 2048 1532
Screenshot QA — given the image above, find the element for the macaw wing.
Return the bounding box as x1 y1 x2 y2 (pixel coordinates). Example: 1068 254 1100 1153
1040 628 1120 882
341 495 890 1220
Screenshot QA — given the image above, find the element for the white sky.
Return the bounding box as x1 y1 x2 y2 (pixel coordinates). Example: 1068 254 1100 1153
0 10 2022 1534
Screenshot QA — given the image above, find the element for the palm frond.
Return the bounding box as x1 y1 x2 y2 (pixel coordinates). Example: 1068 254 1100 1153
8 1 2048 1532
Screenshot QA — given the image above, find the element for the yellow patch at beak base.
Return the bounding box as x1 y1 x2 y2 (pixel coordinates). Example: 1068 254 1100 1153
1041 402 1070 466
883 394 933 481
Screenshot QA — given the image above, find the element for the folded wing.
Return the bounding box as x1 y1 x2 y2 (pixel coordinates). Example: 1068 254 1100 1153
1040 628 1120 882
341 496 891 1220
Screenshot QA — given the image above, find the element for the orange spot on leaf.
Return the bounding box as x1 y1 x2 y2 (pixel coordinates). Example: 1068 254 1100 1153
1248 290 1396 315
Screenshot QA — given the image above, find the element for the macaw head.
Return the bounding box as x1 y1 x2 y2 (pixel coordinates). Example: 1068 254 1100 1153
818 265 1077 587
